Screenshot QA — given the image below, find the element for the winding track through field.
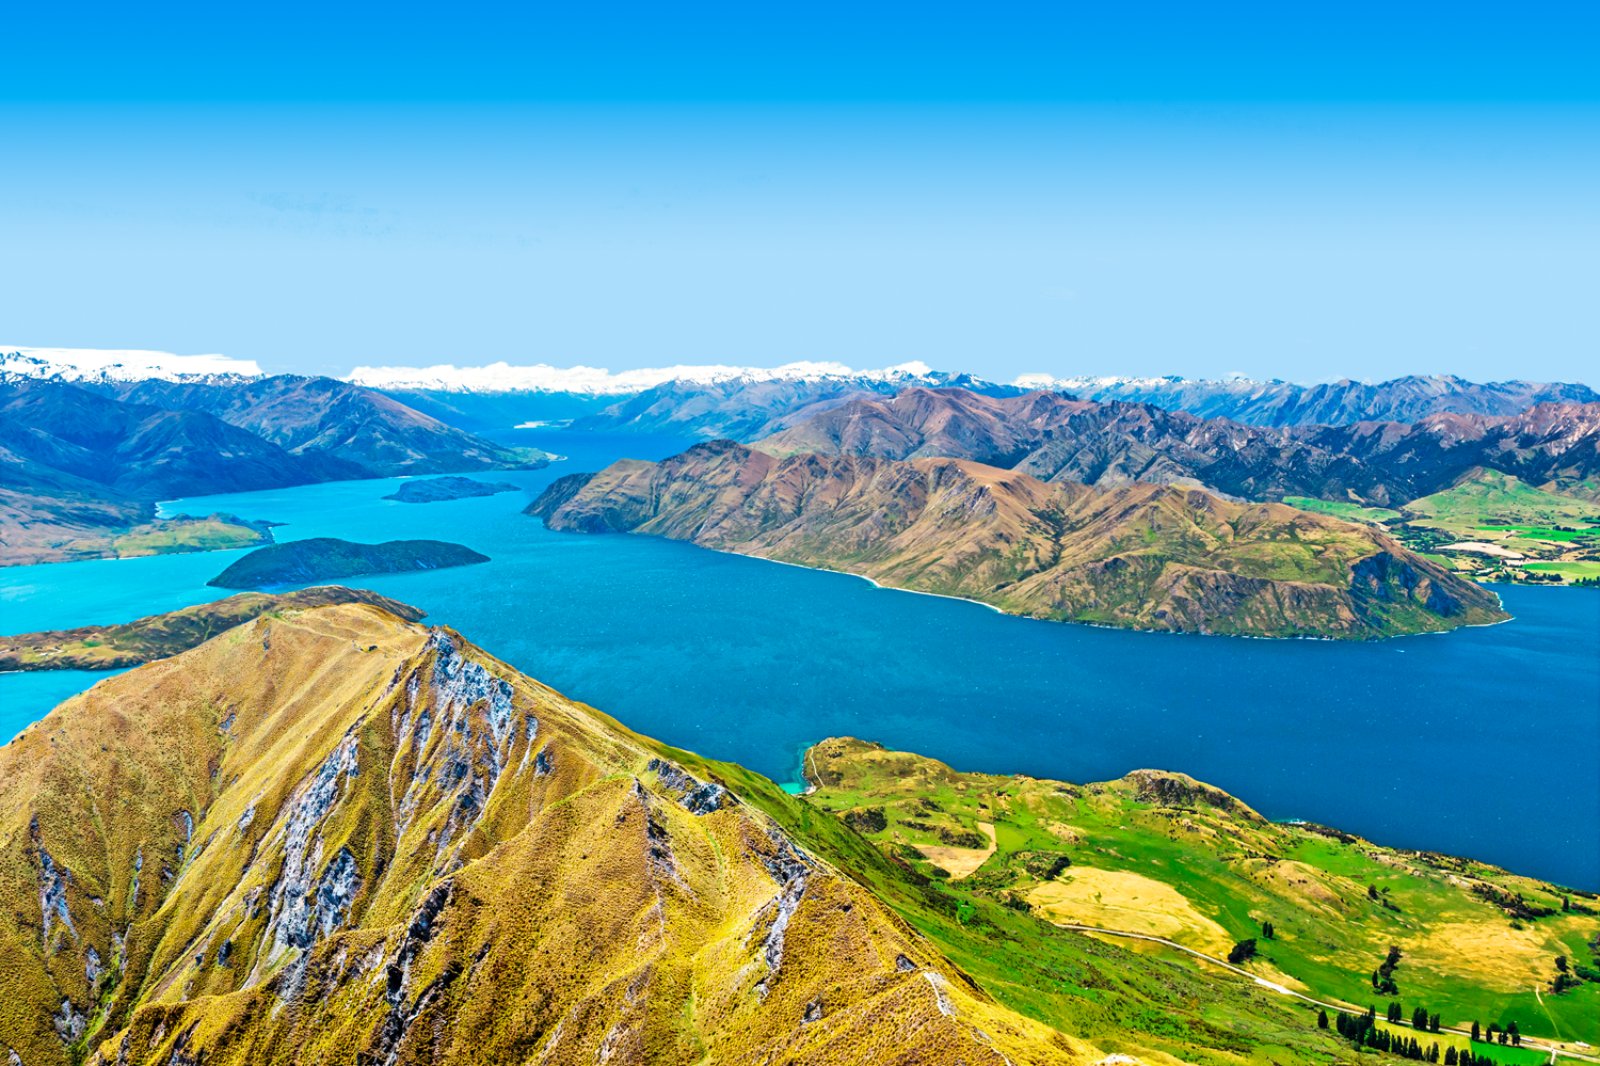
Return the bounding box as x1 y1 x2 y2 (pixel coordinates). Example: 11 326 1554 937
1049 922 1598 1065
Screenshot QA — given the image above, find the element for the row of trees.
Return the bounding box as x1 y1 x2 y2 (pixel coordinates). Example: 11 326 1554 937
1326 1008 1440 1060
1383 1002 1442 1031
1321 1008 1515 1063
1470 1021 1522 1046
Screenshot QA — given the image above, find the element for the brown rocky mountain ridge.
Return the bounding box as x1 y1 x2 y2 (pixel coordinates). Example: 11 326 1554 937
529 441 1506 639
565 373 1598 439
754 388 1600 505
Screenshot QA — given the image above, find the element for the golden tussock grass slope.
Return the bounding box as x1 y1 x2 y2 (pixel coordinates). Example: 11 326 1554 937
0 603 1090 1066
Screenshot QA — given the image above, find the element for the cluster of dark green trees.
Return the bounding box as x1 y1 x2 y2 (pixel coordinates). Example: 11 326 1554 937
1371 944 1403 994
1469 1021 1522 1046
1326 1008 1440 1060
1320 1007 1515 1063
1551 952 1598 992
1384 1002 1442 1031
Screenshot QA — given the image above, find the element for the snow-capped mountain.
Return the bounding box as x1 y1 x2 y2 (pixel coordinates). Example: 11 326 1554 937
1013 373 1599 426
9 345 1591 431
0 346 263 384
343 359 953 395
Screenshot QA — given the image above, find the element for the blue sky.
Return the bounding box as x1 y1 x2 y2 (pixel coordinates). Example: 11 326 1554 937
2 2 1596 383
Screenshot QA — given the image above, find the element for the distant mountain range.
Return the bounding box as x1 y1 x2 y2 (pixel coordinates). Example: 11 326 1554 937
530 440 1505 639
336 355 1598 437
518 371 1600 441
756 387 1600 505
350 359 1013 435
345 356 954 394
362 362 1591 438
0 366 547 566
88 376 539 478
567 372 1019 441
11 347 1594 431
0 345 262 383
1018 373 1600 427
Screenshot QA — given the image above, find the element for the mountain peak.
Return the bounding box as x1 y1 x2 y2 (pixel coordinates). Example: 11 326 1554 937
1 601 1081 1066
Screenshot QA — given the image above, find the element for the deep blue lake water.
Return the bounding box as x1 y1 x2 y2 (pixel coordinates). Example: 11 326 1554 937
2 428 1597 888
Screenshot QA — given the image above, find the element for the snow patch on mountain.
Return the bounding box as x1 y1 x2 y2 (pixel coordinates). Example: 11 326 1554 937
1013 373 1263 391
0 346 263 383
345 359 944 395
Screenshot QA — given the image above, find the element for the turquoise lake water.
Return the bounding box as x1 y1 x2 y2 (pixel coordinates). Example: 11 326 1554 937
2 428 1597 888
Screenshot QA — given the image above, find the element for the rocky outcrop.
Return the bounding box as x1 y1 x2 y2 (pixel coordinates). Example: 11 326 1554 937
1123 770 1265 821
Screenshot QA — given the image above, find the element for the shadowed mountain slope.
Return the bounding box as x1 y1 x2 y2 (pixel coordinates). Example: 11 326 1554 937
0 379 358 499
529 441 1506 639
0 380 354 565
100 375 547 477
0 376 548 566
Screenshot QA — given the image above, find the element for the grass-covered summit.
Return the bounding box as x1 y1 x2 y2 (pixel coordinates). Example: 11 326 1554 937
529 441 1508 639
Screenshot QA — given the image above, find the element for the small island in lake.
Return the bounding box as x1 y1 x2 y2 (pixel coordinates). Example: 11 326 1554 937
383 476 520 504
207 537 490 589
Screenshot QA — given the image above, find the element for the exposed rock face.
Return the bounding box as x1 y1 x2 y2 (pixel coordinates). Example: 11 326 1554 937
0 602 1081 1066
34 838 75 943
1123 771 1264 821
261 734 362 963
529 442 1507 639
